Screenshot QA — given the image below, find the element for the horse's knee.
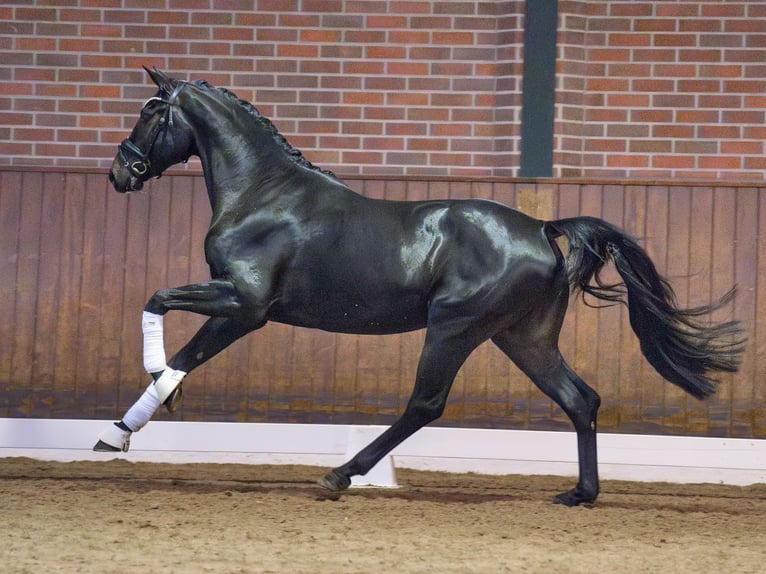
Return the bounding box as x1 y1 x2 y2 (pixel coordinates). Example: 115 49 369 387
145 289 170 315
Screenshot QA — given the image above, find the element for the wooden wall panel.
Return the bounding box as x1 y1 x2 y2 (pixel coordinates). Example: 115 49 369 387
1 168 762 439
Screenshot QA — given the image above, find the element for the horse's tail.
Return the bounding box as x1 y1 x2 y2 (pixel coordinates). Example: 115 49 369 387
546 216 746 399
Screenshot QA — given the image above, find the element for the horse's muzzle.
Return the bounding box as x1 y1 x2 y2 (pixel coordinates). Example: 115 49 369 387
109 161 143 193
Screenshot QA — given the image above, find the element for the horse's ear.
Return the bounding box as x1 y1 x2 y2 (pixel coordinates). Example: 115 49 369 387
143 66 174 93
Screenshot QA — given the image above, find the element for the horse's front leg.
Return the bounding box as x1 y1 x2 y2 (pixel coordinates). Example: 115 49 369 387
93 279 260 452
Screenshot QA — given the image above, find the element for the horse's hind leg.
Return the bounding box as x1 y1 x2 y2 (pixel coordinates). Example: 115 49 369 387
319 320 479 491
492 327 601 506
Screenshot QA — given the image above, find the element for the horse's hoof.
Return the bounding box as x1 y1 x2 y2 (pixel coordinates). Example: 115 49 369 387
317 469 351 492
93 424 131 452
93 440 121 452
164 384 183 413
553 487 596 507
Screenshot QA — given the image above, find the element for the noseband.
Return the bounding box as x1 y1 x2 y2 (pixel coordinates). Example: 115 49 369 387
118 81 187 179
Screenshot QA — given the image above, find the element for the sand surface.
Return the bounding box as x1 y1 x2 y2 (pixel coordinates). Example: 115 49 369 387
2 457 765 573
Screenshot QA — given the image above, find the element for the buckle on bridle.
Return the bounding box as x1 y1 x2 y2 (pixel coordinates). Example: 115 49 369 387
130 160 149 175
119 138 151 177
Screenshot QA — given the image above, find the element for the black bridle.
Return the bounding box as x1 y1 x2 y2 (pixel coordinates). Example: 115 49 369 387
118 81 187 179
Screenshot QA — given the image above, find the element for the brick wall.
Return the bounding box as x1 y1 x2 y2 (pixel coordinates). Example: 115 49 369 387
0 0 521 177
0 1 764 180
557 0 766 180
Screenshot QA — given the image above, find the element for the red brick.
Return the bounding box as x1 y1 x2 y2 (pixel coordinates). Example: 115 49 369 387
698 95 743 108
343 150 384 164
679 19 721 33
699 156 742 170
365 46 407 59
676 110 720 123
607 154 649 168
744 157 766 170
679 49 722 62
277 44 319 58
656 4 699 18
677 80 722 93
149 10 190 24
608 33 651 46
363 137 404 151
698 125 740 139
653 64 697 78
627 79 672 93
588 48 631 61
390 1 432 14
432 31 475 45
652 155 694 169
674 140 717 154
388 61 429 76
388 30 430 44
722 110 766 124
386 122 428 136
701 4 745 17
630 139 672 153
653 125 694 139
721 141 763 155
631 109 673 123
16 7 58 20
634 19 677 32
654 34 697 47
343 92 384 105
725 80 766 93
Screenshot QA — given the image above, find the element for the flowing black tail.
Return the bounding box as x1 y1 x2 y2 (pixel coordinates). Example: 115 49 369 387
546 216 746 399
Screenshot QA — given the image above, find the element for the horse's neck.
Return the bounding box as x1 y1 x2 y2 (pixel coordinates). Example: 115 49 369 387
192 123 281 213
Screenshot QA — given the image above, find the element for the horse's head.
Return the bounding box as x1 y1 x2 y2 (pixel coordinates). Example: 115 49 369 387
109 67 196 193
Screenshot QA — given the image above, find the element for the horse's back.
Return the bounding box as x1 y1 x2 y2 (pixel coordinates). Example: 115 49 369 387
269 192 561 334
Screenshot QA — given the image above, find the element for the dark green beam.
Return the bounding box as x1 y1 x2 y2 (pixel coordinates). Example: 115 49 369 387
519 0 558 177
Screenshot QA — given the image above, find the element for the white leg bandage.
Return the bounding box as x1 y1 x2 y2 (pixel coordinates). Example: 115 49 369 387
155 369 187 403
142 311 167 374
121 381 161 432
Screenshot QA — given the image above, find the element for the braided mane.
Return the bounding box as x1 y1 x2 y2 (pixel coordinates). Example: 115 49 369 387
191 79 340 181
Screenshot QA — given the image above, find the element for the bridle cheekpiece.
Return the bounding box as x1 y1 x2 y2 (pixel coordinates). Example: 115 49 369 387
118 80 187 179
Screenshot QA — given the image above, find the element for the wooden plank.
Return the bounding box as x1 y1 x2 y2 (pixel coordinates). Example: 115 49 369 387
571 184 602 385
288 326 320 422
383 179 406 201
330 332 360 424
685 186 715 435
731 187 758 436
51 173 86 418
95 176 130 420
30 172 66 417
595 185 625 432
617 185 648 433
182 177 215 419
11 172 44 417
73 174 107 418
375 334 405 425
665 186 694 432
406 179 428 202
115 186 152 416
753 187 766 436
708 187 737 436
0 172 23 417
301 330 338 423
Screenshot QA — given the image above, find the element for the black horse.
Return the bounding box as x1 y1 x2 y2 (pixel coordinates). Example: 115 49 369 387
103 67 744 505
